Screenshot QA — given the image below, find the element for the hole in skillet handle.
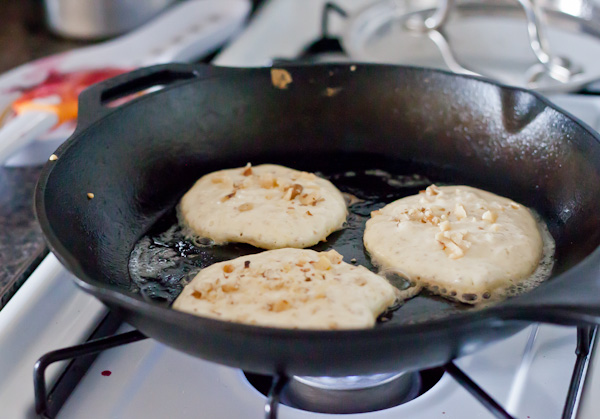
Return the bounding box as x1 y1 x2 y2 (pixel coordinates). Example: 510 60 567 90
99 69 198 108
74 63 214 134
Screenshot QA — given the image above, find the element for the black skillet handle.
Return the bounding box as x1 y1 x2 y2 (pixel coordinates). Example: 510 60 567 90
497 250 600 326
75 63 221 133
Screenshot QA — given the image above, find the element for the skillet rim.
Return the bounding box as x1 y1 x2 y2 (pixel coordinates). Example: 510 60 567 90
34 62 600 339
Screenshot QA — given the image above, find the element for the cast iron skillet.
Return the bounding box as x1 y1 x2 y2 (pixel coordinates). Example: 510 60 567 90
35 63 600 377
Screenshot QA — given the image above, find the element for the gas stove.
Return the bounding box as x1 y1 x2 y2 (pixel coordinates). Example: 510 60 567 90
1 1 600 418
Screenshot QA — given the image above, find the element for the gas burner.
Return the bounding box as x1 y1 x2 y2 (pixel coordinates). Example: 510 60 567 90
245 369 443 414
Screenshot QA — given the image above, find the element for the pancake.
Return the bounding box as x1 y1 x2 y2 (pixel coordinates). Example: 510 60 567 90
172 248 398 329
178 164 347 249
363 185 547 304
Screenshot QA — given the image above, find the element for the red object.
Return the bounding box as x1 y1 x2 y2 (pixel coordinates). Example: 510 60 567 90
101 370 112 377
11 68 128 123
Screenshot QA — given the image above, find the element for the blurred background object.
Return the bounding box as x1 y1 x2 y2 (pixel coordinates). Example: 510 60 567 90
0 0 251 166
0 0 263 74
43 0 176 40
339 0 600 92
0 0 87 74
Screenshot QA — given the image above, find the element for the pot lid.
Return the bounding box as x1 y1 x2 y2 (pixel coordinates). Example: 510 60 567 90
341 0 600 93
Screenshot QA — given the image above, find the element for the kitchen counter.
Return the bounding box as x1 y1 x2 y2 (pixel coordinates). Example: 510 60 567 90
0 1 86 308
0 166 47 308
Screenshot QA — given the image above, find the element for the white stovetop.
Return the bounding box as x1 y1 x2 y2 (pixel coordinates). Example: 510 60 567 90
58 323 575 419
1 0 599 418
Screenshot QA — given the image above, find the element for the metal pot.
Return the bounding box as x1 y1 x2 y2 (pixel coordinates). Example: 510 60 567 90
43 0 175 40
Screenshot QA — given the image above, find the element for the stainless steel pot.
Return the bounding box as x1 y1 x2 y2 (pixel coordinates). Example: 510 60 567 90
43 0 175 40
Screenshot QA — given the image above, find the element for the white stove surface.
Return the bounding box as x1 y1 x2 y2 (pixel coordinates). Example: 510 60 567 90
57 323 575 419
1 0 600 418
214 0 372 67
0 256 107 418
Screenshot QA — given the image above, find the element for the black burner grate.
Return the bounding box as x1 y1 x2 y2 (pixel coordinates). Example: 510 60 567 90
33 316 596 419
33 312 147 418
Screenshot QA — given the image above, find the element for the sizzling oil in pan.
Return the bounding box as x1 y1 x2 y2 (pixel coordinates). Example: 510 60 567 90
128 167 555 326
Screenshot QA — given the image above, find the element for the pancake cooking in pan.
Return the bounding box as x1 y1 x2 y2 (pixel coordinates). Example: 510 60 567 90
179 164 348 249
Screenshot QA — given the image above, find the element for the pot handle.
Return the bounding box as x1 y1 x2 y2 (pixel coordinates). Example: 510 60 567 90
497 249 600 326
75 63 221 132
